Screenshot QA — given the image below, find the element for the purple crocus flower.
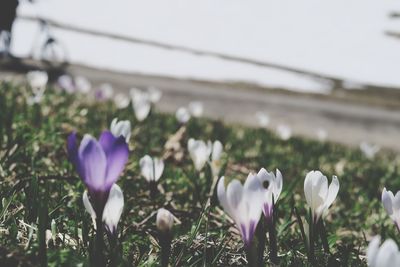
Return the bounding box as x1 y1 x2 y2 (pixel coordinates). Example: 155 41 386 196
67 131 129 217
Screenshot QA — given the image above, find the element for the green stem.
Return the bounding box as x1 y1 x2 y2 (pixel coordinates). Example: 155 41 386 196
245 239 258 267
92 216 105 267
160 232 172 267
268 208 278 264
255 218 266 266
318 219 330 254
308 210 315 265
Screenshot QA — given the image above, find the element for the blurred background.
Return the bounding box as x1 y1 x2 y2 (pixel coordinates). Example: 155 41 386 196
1 0 400 151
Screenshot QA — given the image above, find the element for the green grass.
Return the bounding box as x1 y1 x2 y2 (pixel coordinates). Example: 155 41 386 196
0 81 399 266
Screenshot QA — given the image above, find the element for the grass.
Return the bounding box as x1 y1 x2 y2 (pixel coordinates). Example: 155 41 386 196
0 81 399 266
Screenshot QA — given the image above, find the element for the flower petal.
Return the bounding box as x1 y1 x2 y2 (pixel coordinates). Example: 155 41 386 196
103 184 124 234
382 188 394 216
104 136 129 189
324 175 339 210
78 136 107 191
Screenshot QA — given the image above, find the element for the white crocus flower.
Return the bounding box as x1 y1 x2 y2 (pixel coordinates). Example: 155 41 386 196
26 71 48 105
276 124 292 140
360 142 380 159
304 170 339 222
156 208 174 232
110 118 131 143
139 155 164 182
74 76 91 94
256 168 283 220
175 107 191 124
27 71 48 91
130 88 151 121
367 236 400 267
382 188 400 230
83 184 124 234
148 87 162 103
187 138 212 171
217 174 264 247
255 112 270 128
113 93 130 109
209 140 223 178
188 101 204 117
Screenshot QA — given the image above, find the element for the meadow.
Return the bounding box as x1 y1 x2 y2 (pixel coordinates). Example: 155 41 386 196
0 79 399 266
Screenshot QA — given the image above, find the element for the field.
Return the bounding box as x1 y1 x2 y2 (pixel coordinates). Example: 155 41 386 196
0 81 399 266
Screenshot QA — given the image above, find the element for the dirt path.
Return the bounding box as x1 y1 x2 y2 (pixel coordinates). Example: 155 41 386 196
1 61 400 152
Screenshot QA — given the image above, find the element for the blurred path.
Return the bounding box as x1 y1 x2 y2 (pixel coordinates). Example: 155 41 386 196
1 61 400 152
69 65 400 152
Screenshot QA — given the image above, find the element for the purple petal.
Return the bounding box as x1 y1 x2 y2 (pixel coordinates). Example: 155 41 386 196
104 136 129 188
67 132 78 164
99 131 117 156
78 137 107 191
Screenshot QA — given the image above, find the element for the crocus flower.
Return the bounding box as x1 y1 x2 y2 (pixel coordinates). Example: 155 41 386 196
256 168 283 220
27 70 48 91
148 87 162 103
188 101 204 118
110 118 131 143
26 71 48 105
209 140 223 178
382 188 400 230
67 131 129 216
130 88 151 121
83 183 124 234
175 107 191 124
57 74 75 93
367 236 400 267
95 83 114 100
255 112 270 128
360 141 380 159
276 124 292 140
113 93 130 109
187 138 212 171
139 155 164 183
75 76 91 94
156 208 174 232
304 170 339 222
217 174 264 247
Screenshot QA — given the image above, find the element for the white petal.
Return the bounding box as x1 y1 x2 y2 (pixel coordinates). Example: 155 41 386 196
217 177 231 217
148 87 162 103
103 184 124 233
243 173 264 222
154 158 165 182
175 107 191 124
114 93 130 109
140 155 154 182
255 112 270 127
375 239 399 267
211 141 223 162
274 169 283 203
382 188 394 216
74 76 91 93
324 175 339 210
82 190 96 220
367 236 381 267
188 101 204 117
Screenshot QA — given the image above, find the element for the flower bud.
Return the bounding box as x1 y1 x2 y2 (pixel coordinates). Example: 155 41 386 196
156 208 174 232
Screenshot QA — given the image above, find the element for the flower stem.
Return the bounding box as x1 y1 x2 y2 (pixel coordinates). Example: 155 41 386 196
92 216 106 267
245 239 258 267
255 217 266 266
308 210 315 265
160 232 172 267
318 219 330 254
149 181 158 199
268 206 278 264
